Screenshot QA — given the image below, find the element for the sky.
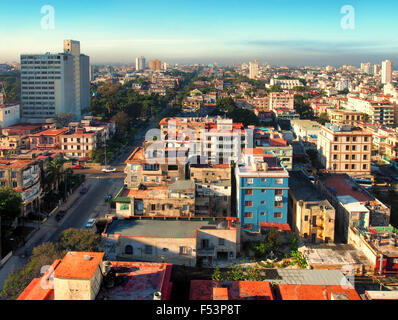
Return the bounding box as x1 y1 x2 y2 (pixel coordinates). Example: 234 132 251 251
1 0 398 66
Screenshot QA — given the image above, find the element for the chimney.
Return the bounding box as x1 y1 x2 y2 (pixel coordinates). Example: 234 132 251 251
213 287 229 300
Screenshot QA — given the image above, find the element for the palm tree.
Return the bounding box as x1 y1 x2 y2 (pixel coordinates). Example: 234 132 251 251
44 158 65 192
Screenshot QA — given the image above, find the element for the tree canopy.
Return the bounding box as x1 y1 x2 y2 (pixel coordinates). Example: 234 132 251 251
0 188 22 221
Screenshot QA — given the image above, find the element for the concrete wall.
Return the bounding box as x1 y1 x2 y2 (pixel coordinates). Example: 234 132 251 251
54 266 102 300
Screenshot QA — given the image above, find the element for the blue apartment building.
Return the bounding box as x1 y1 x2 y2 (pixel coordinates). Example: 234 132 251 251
236 148 290 233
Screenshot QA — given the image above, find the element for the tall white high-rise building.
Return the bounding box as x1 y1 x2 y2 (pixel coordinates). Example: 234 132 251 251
382 59 393 84
135 56 146 72
20 40 90 122
249 60 259 79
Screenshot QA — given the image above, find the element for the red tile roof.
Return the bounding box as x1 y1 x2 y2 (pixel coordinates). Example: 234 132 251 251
190 280 274 300
277 284 361 300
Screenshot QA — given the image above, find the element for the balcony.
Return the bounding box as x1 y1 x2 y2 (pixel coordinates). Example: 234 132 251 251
196 246 215 256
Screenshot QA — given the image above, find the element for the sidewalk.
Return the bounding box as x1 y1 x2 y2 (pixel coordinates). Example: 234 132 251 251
0 181 90 291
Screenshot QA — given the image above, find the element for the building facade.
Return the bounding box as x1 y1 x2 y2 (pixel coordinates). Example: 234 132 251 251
236 148 290 233
20 40 90 121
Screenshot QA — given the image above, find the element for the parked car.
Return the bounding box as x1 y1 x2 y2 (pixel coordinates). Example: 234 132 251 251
102 167 116 173
85 218 95 229
55 210 66 222
80 187 88 195
72 164 84 169
104 193 113 202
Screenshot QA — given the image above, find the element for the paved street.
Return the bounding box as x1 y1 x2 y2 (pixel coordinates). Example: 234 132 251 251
0 117 162 291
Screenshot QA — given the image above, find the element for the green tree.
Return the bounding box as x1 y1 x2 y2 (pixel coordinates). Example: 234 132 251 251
55 228 103 252
44 158 65 192
0 188 22 221
0 242 64 300
317 112 329 125
55 113 74 127
212 266 223 281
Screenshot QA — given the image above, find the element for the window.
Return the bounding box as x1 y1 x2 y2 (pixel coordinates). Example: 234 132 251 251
261 178 267 182
260 212 266 216
351 164 355 169
275 178 283 185
125 245 133 255
364 145 368 151
345 145 349 151
363 155 367 160
145 245 153 254
261 201 266 205
243 223 253 230
274 212 282 219
312 216 317 227
180 246 189 255
246 178 253 185
183 205 188 211
345 164 349 169
363 164 367 170
275 189 283 195
275 201 283 207
151 204 156 211
244 212 253 218
304 215 309 221
333 145 338 151
351 154 355 160
245 189 253 195
218 238 225 245
261 190 266 193
120 204 129 210
333 154 337 160
245 201 253 207
345 154 349 160
352 145 356 151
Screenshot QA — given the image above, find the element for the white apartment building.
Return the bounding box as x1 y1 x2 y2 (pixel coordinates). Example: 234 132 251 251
317 124 372 177
20 40 90 122
347 95 395 126
135 56 146 71
381 60 393 84
249 60 259 79
269 78 303 89
0 103 20 128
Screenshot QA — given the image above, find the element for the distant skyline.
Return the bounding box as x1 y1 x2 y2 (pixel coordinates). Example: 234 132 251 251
1 0 398 67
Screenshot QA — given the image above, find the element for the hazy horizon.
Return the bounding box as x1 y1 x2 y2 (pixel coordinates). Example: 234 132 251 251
1 0 398 67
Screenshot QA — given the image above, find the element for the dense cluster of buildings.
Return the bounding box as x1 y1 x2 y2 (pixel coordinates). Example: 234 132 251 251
20 250 389 300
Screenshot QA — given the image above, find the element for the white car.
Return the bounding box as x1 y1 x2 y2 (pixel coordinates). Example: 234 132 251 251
102 167 116 173
85 218 95 228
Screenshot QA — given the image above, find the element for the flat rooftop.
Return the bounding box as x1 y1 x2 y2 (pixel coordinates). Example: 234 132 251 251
276 284 361 300
190 280 274 300
97 261 172 300
105 218 231 238
54 251 105 280
289 171 326 202
318 174 373 202
300 244 371 268
266 269 348 285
